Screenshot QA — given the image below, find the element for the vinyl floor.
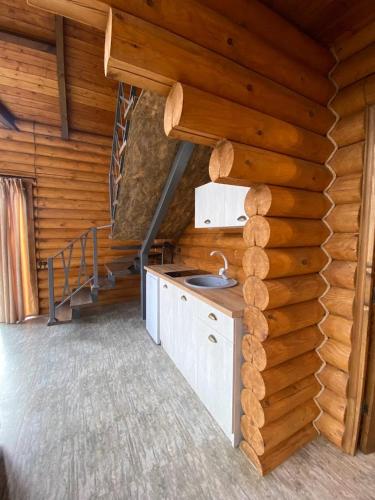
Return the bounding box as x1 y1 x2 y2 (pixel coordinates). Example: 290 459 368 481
1 302 374 500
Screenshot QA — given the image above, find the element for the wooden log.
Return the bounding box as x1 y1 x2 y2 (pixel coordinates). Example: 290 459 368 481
243 216 330 248
103 2 335 105
316 388 347 423
331 111 365 147
242 326 322 371
204 0 335 71
329 142 364 177
323 260 357 290
317 365 349 399
325 203 360 233
244 184 330 219
243 274 326 310
178 234 246 250
106 9 334 136
321 287 355 320
240 423 317 476
244 300 325 341
209 140 332 191
242 399 319 455
241 375 320 428
331 74 375 117
324 233 358 262
242 246 328 280
320 314 353 346
328 174 362 204
334 21 375 61
315 412 345 449
318 339 351 373
241 351 322 400
333 43 375 89
178 245 243 267
164 83 333 163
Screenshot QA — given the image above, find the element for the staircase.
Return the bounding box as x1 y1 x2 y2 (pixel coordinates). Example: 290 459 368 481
47 225 172 325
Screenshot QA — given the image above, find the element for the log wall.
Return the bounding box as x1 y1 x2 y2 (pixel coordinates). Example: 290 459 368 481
315 24 375 452
0 120 140 315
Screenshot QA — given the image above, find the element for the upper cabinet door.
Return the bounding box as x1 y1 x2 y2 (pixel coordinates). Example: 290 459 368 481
224 185 249 227
195 182 249 228
195 182 226 228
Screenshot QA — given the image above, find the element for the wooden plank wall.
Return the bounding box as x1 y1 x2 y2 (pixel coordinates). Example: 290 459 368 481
0 0 117 136
175 226 245 283
315 23 375 452
0 119 140 315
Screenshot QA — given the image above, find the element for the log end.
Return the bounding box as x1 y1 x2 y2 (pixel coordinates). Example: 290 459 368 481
243 215 270 248
243 246 270 279
244 276 269 310
245 184 272 217
164 82 183 137
244 305 269 341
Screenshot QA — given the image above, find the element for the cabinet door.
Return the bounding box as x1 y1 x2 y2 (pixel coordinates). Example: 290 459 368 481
146 272 160 344
195 183 225 228
175 290 197 388
159 279 175 360
195 319 234 437
224 185 249 227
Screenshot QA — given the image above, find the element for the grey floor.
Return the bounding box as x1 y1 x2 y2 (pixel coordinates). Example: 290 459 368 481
0 304 374 500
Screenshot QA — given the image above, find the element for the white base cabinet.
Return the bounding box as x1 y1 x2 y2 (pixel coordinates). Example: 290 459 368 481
158 276 242 446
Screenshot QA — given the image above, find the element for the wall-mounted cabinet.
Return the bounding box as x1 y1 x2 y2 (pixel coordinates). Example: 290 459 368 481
195 182 249 229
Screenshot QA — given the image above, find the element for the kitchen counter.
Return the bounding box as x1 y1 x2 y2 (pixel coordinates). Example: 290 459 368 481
145 264 245 318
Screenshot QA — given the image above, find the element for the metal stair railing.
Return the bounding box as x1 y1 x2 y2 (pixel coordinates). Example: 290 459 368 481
47 224 111 325
109 83 138 231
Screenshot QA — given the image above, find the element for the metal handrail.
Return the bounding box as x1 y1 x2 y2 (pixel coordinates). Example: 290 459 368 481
47 225 106 325
109 83 138 231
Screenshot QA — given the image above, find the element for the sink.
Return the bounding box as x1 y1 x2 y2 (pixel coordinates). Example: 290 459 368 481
184 275 237 289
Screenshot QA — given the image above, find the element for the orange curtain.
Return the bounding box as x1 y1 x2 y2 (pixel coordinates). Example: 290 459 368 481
0 177 37 323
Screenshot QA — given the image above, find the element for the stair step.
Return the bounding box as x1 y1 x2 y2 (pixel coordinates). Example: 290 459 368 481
55 302 72 323
70 287 93 308
97 277 115 290
105 259 134 278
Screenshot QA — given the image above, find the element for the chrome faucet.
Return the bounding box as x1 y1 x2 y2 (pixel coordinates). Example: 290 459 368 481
210 250 229 280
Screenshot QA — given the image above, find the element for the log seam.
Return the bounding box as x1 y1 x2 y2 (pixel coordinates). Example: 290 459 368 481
314 47 340 434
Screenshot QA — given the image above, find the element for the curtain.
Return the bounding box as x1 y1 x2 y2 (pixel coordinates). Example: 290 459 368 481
0 178 37 323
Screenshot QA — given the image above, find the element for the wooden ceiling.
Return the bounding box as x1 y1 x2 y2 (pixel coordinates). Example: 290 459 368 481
260 0 375 46
0 0 117 136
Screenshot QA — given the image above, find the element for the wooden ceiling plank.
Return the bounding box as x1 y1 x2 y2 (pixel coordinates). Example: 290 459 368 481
54 15 69 140
0 29 55 53
0 101 18 130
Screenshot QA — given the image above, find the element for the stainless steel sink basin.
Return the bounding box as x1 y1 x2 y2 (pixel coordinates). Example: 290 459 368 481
184 275 237 289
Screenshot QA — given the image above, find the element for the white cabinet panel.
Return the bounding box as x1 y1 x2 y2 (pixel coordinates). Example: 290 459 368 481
195 182 249 229
159 279 176 360
146 272 160 344
195 182 225 228
224 185 249 227
195 299 234 342
175 289 197 388
195 319 234 437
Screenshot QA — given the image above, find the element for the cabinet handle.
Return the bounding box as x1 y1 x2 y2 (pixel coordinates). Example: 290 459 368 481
204 219 211 224
181 295 187 301
237 215 247 222
208 334 217 343
163 284 168 289
208 312 217 321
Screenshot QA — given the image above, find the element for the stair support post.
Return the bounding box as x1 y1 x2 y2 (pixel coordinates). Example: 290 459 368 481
140 141 195 320
47 256 56 325
92 226 99 291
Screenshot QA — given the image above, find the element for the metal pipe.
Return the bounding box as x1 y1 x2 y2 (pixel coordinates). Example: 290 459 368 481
47 256 56 326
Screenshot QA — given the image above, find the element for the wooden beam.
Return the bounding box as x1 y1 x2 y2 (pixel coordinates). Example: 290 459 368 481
54 16 69 140
0 30 56 54
0 102 18 130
